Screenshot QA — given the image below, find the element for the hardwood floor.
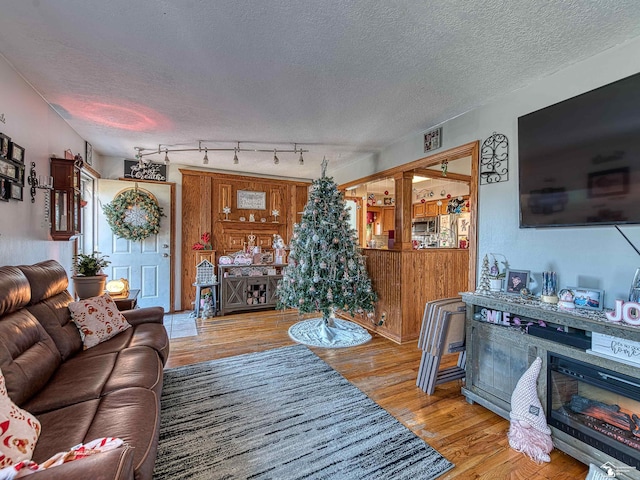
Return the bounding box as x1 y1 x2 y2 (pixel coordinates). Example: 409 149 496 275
164 310 588 479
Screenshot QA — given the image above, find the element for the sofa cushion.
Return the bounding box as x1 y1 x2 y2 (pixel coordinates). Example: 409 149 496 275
22 353 118 415
36 388 160 480
0 309 60 406
0 368 41 467
76 323 170 366
17 260 69 306
23 346 163 415
69 295 132 349
0 266 31 318
26 291 83 361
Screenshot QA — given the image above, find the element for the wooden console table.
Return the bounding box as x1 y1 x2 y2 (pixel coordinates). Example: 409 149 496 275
461 292 640 479
219 264 283 315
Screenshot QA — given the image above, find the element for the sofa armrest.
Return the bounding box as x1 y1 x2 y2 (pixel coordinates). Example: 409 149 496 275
122 306 165 326
28 447 134 480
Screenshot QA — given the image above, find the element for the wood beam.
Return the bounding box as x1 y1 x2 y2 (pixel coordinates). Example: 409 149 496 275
413 168 471 184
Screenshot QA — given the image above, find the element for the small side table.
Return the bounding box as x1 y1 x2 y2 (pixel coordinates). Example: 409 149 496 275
111 289 140 311
193 283 218 318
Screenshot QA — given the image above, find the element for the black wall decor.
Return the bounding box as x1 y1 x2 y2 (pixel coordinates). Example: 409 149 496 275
480 132 509 184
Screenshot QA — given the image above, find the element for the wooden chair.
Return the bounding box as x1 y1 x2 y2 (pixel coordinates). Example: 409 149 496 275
416 297 466 395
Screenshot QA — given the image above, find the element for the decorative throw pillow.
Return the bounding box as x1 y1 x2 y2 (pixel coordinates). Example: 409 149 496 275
0 368 41 468
68 294 132 349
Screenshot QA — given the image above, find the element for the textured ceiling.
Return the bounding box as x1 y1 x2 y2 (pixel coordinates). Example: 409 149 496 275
1 0 640 180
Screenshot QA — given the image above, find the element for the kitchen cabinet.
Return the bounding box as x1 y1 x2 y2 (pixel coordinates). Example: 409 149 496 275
413 202 426 218
381 207 395 234
50 157 82 241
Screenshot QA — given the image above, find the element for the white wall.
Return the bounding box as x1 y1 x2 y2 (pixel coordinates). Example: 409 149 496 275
0 55 88 273
333 36 640 308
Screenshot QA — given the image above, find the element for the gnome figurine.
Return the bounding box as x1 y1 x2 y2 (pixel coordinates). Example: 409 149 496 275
507 357 554 463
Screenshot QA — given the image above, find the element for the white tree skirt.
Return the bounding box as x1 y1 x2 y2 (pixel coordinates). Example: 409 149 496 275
288 318 372 348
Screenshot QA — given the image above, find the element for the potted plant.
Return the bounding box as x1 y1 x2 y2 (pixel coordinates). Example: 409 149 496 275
72 251 111 299
488 254 508 292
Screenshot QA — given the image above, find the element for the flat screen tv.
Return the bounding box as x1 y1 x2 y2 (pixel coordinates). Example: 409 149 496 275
518 72 640 227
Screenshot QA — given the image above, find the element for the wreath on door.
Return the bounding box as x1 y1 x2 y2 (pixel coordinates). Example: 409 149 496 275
103 188 164 241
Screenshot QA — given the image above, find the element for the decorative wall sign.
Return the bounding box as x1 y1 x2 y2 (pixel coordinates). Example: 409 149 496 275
124 159 167 181
424 127 442 153
480 132 509 184
237 190 266 210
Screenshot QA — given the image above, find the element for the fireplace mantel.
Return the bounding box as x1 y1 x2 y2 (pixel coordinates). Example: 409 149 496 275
461 292 640 480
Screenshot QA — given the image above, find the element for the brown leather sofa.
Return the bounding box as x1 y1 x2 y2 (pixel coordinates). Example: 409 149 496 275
0 260 169 480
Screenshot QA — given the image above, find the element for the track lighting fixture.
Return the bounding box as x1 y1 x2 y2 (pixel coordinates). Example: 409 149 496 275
135 142 308 166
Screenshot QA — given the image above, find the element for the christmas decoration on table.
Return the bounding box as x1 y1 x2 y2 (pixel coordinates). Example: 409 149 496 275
507 357 553 463
102 187 164 241
277 158 377 346
192 232 212 250
475 255 492 294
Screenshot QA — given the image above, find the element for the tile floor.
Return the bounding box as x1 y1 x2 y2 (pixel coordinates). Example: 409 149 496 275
163 312 202 339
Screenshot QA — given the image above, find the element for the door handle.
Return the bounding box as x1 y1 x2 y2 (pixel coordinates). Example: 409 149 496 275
162 244 169 248
163 253 170 257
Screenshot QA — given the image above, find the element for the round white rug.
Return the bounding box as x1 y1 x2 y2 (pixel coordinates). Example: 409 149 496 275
288 318 372 348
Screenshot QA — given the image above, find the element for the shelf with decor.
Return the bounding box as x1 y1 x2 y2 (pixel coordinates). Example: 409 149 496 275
218 264 283 315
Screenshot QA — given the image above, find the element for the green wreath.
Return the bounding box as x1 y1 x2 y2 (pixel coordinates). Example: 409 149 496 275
103 189 164 241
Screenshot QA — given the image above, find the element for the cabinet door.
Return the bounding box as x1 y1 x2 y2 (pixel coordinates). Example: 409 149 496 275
381 207 395 234
413 203 425 218
222 277 245 310
257 235 273 248
424 201 439 216
246 277 268 306
227 234 245 250
470 321 530 405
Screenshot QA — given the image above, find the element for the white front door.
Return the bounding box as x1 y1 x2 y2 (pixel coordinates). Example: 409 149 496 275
97 179 172 310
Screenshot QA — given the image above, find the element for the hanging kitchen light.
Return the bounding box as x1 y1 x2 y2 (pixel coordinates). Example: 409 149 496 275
203 148 209 165
273 149 279 165
164 149 170 165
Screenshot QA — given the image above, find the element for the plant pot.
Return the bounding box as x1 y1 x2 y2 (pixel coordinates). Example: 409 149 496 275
72 274 107 300
489 278 503 292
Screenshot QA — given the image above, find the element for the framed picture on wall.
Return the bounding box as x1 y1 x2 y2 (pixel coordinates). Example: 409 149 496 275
504 269 530 294
10 143 24 164
10 183 23 201
237 190 266 210
85 141 93 166
0 133 10 159
0 178 8 201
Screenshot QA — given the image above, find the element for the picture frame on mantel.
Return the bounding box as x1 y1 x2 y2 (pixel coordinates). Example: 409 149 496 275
568 286 604 311
237 190 266 210
504 269 530 294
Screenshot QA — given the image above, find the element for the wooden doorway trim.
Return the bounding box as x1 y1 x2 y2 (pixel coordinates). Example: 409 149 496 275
339 140 479 292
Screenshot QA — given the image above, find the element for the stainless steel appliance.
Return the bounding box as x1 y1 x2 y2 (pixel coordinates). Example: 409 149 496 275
412 217 438 248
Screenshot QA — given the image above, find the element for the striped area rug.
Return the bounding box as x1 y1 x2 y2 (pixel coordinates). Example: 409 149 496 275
154 345 453 480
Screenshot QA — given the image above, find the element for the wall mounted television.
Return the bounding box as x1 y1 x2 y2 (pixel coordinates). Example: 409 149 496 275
518 72 640 227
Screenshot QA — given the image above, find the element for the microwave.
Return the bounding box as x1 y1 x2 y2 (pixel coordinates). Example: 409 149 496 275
412 217 438 235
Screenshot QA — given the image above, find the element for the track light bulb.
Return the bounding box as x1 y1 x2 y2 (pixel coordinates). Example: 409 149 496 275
299 151 304 165
164 149 170 165
203 149 209 165
233 150 239 164
273 150 279 165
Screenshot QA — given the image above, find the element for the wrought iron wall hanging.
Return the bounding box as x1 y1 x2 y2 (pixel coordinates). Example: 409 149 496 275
480 132 509 184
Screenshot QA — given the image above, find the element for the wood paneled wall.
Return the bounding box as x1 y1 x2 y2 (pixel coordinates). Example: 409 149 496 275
180 169 309 310
348 248 469 343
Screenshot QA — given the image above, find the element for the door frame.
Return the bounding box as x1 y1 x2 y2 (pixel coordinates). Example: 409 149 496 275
115 177 176 313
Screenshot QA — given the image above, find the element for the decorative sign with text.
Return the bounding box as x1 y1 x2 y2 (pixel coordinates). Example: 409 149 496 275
605 299 640 325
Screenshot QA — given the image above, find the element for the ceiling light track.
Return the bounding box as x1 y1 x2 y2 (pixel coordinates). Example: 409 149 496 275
135 141 308 166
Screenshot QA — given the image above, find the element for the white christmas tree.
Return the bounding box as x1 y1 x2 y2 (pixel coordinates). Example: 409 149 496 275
476 254 491 294
277 159 377 337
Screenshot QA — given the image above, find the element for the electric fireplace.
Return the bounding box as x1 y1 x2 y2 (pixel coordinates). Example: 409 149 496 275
547 353 640 470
